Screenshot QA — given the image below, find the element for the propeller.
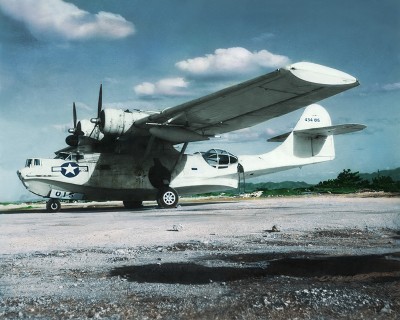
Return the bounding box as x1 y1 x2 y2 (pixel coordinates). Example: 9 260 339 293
90 84 102 125
66 85 103 147
68 102 77 134
88 84 103 139
65 102 84 147
66 102 82 146
98 84 102 119
73 102 77 129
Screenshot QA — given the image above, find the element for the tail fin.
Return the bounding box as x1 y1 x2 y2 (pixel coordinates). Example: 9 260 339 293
274 104 335 161
238 104 365 178
267 104 365 165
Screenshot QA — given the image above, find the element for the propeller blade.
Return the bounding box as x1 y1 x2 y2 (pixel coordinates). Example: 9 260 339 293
76 121 84 136
73 102 77 129
97 84 102 118
88 123 97 139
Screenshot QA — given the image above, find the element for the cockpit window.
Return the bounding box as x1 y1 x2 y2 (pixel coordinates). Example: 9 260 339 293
54 153 84 161
202 149 238 169
55 153 68 160
25 158 41 167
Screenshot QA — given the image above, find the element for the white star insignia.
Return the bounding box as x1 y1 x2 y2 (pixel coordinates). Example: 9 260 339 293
64 163 77 175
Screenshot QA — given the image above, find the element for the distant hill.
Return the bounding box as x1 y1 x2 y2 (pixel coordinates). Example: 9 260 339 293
243 181 312 192
241 168 400 193
360 167 400 182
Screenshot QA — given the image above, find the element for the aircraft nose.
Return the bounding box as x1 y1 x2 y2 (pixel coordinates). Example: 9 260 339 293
17 169 24 182
17 169 29 188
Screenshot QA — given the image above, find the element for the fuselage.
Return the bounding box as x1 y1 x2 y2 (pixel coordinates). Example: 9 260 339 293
17 140 331 203
17 149 243 201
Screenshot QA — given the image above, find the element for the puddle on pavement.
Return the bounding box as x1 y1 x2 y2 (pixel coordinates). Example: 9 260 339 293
110 252 400 285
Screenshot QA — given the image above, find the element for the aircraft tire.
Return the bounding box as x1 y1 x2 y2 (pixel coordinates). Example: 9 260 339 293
157 187 179 209
123 200 143 209
46 199 61 213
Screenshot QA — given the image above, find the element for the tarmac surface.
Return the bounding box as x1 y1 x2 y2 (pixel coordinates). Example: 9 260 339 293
1 195 400 319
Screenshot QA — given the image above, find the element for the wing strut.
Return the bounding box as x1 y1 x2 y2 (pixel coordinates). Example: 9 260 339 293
237 163 246 194
171 142 189 174
143 136 156 161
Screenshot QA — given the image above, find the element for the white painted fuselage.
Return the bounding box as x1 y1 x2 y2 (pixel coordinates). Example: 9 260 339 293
17 104 363 203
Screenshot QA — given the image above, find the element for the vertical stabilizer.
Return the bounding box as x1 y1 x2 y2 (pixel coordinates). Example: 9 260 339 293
239 104 365 179
274 104 335 161
289 104 335 159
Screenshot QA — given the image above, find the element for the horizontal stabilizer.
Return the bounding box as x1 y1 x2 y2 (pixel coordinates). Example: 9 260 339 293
267 132 291 142
268 124 366 142
295 124 366 138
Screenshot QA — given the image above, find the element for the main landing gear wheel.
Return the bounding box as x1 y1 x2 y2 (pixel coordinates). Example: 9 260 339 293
123 200 143 209
157 187 179 209
46 198 61 213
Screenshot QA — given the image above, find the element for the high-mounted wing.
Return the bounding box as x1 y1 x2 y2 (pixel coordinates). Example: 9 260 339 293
135 62 359 142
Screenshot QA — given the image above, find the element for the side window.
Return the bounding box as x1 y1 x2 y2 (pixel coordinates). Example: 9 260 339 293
206 153 218 167
34 159 41 166
202 149 238 169
229 155 238 164
219 154 229 165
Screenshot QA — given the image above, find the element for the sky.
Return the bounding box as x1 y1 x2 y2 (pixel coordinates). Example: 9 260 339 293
0 0 399 201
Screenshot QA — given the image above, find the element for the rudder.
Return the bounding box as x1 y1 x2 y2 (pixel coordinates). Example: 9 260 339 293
275 104 335 161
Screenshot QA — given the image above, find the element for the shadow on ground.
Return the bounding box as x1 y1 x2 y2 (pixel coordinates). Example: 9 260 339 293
110 252 400 285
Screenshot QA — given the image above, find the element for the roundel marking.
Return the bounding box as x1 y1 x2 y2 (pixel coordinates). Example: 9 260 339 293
61 162 80 178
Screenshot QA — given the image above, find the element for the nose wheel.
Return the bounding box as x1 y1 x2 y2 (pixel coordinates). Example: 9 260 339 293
157 187 179 208
46 198 61 213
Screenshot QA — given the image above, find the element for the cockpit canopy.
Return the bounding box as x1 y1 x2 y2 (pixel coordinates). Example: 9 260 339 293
202 149 238 169
54 152 84 161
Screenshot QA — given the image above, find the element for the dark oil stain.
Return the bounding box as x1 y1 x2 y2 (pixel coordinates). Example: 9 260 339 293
110 252 400 285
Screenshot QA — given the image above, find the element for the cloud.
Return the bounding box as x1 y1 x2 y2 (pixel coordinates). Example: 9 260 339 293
382 82 400 91
0 0 135 41
175 47 290 77
252 32 275 42
219 127 282 143
359 82 400 96
134 77 189 97
52 123 70 133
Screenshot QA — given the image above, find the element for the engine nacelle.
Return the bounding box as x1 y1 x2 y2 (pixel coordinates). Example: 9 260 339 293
100 109 149 136
66 119 104 146
77 119 104 141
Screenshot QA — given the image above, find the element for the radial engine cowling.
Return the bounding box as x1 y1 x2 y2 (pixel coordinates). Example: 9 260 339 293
77 119 104 141
99 109 149 136
65 119 104 146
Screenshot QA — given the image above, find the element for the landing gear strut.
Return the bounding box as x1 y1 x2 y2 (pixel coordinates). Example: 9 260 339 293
157 187 179 208
46 198 61 213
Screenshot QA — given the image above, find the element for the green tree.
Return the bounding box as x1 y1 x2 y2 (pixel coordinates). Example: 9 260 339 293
336 169 366 187
371 175 400 192
316 169 370 193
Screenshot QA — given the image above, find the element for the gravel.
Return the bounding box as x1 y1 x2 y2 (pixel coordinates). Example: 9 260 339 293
0 195 399 319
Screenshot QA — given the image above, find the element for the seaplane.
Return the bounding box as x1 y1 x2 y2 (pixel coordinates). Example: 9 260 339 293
17 62 365 212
